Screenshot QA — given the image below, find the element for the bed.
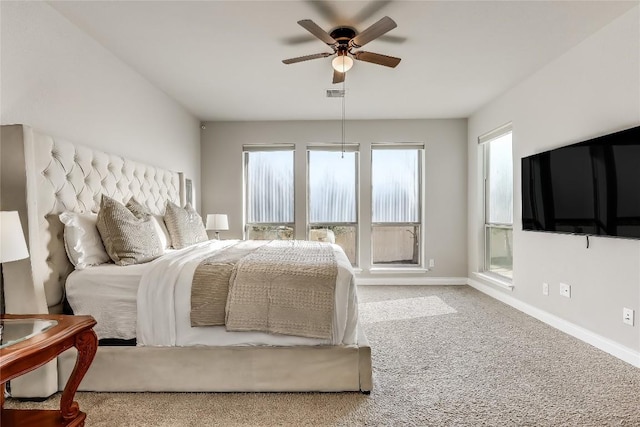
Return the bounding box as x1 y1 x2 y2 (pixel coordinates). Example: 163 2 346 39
0 124 372 397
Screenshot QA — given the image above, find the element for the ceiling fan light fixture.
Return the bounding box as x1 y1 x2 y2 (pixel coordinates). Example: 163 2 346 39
332 55 353 73
283 17 401 83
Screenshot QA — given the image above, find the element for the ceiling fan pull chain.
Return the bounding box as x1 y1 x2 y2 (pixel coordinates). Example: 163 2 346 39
342 79 346 159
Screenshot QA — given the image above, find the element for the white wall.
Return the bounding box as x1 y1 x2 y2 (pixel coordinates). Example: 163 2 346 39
0 1 201 209
201 119 468 278
468 7 640 352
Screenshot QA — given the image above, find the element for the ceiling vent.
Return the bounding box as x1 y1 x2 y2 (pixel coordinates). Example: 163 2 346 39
326 89 345 98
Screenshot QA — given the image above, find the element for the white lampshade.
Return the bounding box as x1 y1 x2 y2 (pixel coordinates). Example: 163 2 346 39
0 211 29 263
332 55 353 73
206 214 229 231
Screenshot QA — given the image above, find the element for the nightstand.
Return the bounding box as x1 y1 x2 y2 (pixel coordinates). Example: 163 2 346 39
1 314 97 427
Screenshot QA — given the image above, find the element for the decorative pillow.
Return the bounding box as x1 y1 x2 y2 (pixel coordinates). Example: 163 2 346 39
164 201 208 249
124 197 151 218
125 198 172 249
96 195 163 266
59 212 111 269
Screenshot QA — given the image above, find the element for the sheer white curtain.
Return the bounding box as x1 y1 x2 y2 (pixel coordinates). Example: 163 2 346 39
308 150 356 223
245 150 294 223
372 149 420 223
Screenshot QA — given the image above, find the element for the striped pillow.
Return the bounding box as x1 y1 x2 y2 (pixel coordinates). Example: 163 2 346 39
97 195 163 266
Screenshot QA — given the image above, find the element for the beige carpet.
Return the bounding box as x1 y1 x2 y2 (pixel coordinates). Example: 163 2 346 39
7 285 640 426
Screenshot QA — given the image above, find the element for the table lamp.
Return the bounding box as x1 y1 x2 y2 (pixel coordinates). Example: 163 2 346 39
206 214 229 240
1 211 30 314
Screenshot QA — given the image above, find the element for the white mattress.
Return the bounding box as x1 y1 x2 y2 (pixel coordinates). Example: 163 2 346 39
66 262 144 340
66 240 358 347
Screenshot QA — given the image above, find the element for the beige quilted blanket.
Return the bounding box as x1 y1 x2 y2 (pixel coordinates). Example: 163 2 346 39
191 240 268 326
226 240 338 339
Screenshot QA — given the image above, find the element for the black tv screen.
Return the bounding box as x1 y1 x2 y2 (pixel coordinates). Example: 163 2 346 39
522 125 640 239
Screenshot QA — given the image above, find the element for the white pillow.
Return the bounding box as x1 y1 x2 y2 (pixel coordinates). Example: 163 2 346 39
150 216 170 249
59 212 111 269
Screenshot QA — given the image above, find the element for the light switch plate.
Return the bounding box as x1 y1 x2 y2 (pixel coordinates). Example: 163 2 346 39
560 283 571 298
623 308 634 326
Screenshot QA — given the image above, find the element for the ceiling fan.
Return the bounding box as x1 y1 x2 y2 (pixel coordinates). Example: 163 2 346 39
282 16 401 84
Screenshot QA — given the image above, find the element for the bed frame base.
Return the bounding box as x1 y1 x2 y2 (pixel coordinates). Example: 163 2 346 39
57 327 372 393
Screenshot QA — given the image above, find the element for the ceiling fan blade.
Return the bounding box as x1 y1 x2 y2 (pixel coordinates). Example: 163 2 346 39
305 0 340 25
354 51 401 68
298 19 337 45
332 70 345 84
282 52 333 64
350 16 397 48
281 34 317 45
351 1 392 25
379 34 407 44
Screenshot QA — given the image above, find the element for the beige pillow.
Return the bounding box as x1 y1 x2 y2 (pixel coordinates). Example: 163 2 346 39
97 195 163 266
125 197 152 219
164 201 208 249
125 198 172 249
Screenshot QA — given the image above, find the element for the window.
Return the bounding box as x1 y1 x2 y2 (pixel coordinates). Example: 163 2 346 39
371 145 423 267
481 125 513 279
244 146 295 240
307 146 358 265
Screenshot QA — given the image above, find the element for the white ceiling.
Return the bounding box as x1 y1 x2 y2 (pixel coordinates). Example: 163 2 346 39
50 1 636 121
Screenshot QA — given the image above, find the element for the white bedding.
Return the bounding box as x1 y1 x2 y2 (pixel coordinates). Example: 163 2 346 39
66 240 358 347
66 262 145 340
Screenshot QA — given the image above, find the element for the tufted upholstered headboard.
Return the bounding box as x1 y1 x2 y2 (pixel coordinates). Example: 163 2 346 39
1 124 185 315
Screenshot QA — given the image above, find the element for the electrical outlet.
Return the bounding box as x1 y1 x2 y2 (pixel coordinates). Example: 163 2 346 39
428 259 435 268
623 308 634 326
542 282 549 296
559 283 571 298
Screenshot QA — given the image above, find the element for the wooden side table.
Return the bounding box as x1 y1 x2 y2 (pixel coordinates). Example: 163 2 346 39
0 314 97 427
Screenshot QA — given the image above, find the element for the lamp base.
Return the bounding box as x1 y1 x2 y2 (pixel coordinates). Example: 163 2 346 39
214 231 220 240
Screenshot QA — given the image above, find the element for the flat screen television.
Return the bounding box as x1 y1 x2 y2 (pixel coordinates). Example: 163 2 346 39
522 125 640 239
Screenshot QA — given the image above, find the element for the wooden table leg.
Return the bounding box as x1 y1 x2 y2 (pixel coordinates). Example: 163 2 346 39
60 329 97 421
1 382 4 409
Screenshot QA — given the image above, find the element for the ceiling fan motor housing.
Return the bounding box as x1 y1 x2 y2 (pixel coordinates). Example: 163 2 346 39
330 27 357 41
330 27 357 54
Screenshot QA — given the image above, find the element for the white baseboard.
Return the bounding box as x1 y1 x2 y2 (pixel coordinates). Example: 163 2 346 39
356 277 467 286
467 278 640 368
